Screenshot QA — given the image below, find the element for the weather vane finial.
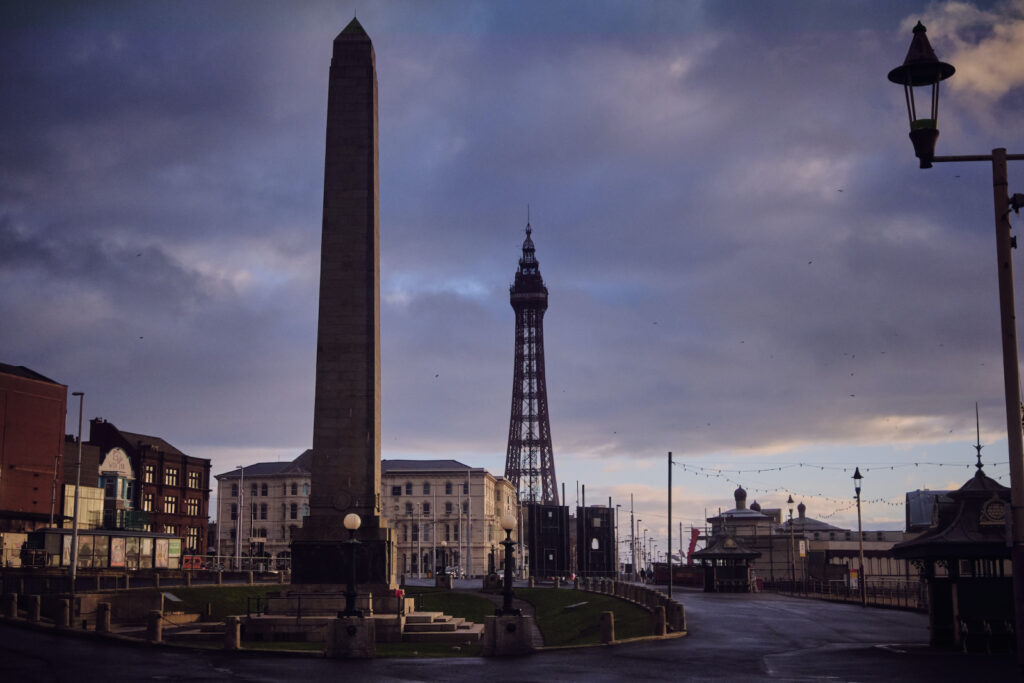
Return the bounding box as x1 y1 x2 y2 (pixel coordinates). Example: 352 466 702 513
974 402 984 472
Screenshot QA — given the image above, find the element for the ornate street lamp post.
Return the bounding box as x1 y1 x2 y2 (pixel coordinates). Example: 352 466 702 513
440 540 448 576
340 512 362 617
497 513 520 616
787 495 795 591
853 468 866 607
888 22 1024 662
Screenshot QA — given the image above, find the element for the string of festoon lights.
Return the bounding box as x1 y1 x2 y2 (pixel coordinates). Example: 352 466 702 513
673 460 1011 520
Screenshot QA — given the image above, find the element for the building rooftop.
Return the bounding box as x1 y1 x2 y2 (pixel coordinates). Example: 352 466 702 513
382 459 473 473
0 362 62 385
120 430 185 457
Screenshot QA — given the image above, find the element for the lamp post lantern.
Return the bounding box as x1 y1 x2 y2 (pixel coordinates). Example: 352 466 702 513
497 513 520 615
886 21 955 168
340 512 362 617
888 23 1024 662
853 468 867 607
787 494 795 590
440 540 448 576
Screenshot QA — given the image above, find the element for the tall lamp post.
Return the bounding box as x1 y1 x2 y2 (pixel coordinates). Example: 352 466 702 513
340 512 362 617
234 465 244 570
69 391 84 593
888 22 1024 662
787 495 795 590
853 468 866 607
496 513 520 615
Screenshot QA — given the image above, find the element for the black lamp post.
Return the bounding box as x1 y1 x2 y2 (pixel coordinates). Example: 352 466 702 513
787 495 795 590
496 513 520 616
440 540 448 576
853 468 866 607
888 23 1024 662
340 512 362 617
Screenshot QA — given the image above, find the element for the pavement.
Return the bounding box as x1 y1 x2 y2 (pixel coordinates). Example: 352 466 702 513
0 584 1019 681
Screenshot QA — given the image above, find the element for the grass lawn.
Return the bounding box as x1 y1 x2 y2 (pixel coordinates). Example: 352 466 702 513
515 588 653 646
137 585 279 620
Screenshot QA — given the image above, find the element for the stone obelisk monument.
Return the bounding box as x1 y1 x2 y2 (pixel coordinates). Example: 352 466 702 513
291 17 395 590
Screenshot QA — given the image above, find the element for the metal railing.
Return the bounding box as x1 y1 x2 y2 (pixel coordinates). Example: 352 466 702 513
759 577 928 611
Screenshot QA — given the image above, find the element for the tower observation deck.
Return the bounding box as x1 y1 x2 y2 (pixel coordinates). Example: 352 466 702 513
504 223 560 505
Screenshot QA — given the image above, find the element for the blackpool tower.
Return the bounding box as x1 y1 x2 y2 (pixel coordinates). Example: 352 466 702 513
504 223 560 505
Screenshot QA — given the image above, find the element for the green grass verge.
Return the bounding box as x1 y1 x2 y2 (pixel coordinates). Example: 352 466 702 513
515 588 653 646
136 585 279 620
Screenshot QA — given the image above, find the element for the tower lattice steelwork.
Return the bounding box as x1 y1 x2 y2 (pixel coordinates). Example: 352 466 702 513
505 223 560 505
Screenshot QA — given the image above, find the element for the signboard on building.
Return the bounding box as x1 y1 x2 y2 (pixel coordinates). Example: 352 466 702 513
850 567 859 589
155 538 169 568
798 540 806 558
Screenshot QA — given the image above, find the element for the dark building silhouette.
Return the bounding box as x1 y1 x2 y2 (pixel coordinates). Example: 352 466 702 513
504 224 559 505
576 505 616 577
291 17 395 588
526 503 570 578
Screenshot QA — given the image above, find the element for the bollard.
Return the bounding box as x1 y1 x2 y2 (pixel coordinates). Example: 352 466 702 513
528 576 535 588
278 571 285 585
96 602 111 633
247 571 254 585
573 577 580 590
57 599 70 629
154 573 161 589
553 577 560 589
216 571 223 585
3 593 17 620
600 610 615 644
651 605 666 636
96 575 102 591
224 616 241 650
185 572 192 587
28 595 41 623
147 610 163 643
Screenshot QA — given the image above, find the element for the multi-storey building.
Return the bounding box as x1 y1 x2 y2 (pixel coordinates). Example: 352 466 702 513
213 451 312 568
214 454 520 577
86 419 211 554
381 459 519 578
0 363 67 533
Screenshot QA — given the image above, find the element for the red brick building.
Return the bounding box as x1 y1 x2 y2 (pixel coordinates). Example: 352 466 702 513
0 363 67 532
86 419 211 553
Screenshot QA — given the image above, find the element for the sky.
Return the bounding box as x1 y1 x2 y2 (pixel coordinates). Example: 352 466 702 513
4 0 1024 557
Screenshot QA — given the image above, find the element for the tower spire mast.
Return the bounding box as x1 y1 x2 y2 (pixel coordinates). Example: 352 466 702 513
504 221 559 505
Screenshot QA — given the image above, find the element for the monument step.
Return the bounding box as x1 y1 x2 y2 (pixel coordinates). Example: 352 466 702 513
404 611 445 624
402 623 485 643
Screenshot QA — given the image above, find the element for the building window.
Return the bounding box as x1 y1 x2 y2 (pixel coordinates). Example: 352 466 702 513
445 524 450 541
291 482 298 496
143 493 154 512
454 524 459 541
423 482 430 495
290 503 298 519
462 501 469 515
261 483 268 497
164 525 176 535
445 481 452 495
164 468 178 486
231 483 238 497
402 525 408 542
260 503 268 520
186 527 200 551
392 485 402 496
422 502 430 516
144 464 155 484
187 471 201 489
302 483 309 496
251 483 258 498
302 504 309 517
186 498 199 516
405 482 412 495
405 502 413 515
412 524 419 542
289 525 298 539
250 502 257 519
164 496 177 514
445 502 453 515
463 482 468 495
230 503 237 521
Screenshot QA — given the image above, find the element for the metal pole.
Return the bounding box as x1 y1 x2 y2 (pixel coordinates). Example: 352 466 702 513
69 391 84 593
988 148 1024 661
856 489 866 607
668 451 672 598
630 494 635 580
466 470 471 578
235 466 243 570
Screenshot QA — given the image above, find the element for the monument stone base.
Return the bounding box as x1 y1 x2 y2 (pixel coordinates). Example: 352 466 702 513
326 616 376 658
482 614 536 657
291 520 395 589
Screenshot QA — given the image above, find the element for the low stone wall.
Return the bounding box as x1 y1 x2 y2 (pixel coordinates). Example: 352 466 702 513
580 579 687 634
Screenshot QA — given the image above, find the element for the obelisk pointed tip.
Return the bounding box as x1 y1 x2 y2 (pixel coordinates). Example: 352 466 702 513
336 17 370 42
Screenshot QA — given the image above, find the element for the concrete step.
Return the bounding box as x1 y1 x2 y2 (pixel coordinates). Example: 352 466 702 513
403 623 484 644
404 617 465 633
404 611 444 624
